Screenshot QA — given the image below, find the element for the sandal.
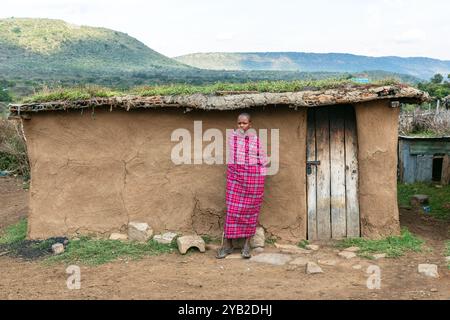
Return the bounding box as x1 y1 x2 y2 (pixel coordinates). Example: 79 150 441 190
241 246 251 259
216 247 233 259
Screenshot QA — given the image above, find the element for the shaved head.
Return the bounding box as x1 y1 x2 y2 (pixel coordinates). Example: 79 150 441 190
238 112 251 121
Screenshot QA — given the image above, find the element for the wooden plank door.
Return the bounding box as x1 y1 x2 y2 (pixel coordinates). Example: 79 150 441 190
306 105 360 239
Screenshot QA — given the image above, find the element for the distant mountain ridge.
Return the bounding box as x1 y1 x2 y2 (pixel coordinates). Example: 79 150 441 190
0 17 190 77
175 52 450 80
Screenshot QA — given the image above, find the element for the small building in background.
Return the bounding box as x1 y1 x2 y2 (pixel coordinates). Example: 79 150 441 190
351 73 370 84
398 135 450 185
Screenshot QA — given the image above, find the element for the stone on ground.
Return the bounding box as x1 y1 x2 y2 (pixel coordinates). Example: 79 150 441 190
51 243 64 255
318 259 337 266
177 235 205 254
153 232 177 244
338 251 356 259
250 253 292 266
109 233 128 241
274 243 310 254
445 256 450 262
352 264 362 270
128 222 153 242
289 257 309 266
343 246 360 252
305 244 320 251
225 253 242 259
410 194 429 206
418 264 439 278
253 247 264 254
306 262 323 274
373 253 386 260
250 227 265 248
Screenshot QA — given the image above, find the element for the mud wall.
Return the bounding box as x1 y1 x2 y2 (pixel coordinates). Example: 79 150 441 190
23 106 307 241
355 100 401 238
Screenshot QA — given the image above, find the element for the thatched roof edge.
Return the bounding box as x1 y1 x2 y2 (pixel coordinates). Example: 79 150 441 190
8 85 430 116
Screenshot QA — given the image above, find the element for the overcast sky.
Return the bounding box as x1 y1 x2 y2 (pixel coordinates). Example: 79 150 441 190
1 0 449 60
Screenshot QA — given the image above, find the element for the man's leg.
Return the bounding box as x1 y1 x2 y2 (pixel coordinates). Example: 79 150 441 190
241 237 251 258
216 237 234 259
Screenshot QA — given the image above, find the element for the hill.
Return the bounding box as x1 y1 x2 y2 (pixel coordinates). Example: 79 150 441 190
0 17 190 77
174 52 450 80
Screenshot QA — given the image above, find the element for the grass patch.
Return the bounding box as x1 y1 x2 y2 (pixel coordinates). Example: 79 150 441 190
337 228 423 258
297 239 309 249
0 218 27 245
398 182 450 220
45 237 176 265
23 78 400 103
265 237 277 245
0 219 176 265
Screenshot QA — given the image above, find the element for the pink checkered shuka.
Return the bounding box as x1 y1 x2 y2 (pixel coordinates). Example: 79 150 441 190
224 129 267 239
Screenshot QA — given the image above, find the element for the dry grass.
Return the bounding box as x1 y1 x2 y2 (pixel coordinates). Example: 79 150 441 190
0 119 29 179
399 108 450 137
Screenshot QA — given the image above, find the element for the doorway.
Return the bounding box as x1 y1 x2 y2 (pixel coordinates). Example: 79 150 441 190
306 105 360 240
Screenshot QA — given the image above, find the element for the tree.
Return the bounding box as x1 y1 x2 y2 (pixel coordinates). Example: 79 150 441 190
430 73 443 84
0 87 12 102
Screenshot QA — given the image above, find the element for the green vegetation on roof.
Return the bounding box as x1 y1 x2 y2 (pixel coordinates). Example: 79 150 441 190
24 86 122 103
22 78 401 103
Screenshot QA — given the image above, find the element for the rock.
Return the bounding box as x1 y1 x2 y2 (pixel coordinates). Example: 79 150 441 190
305 244 320 251
445 256 450 262
177 235 205 254
153 232 177 244
410 194 429 206
51 243 64 255
128 222 153 242
250 253 292 266
352 264 362 270
418 264 439 278
306 262 323 274
344 246 360 252
250 227 265 248
252 247 264 254
373 253 386 260
289 257 309 266
186 280 203 288
430 288 438 292
109 233 128 241
318 259 337 266
286 265 298 271
338 251 356 259
224 253 242 259
274 243 310 254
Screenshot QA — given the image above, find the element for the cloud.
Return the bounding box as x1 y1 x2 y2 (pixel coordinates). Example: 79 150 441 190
215 32 234 41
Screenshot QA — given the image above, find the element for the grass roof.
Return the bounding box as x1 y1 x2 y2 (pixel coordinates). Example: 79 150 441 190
9 79 430 115
23 78 402 103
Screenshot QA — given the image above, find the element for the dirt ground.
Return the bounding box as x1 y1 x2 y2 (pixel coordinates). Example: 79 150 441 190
0 176 449 300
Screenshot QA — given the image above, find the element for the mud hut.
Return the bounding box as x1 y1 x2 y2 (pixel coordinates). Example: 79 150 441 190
9 84 429 241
